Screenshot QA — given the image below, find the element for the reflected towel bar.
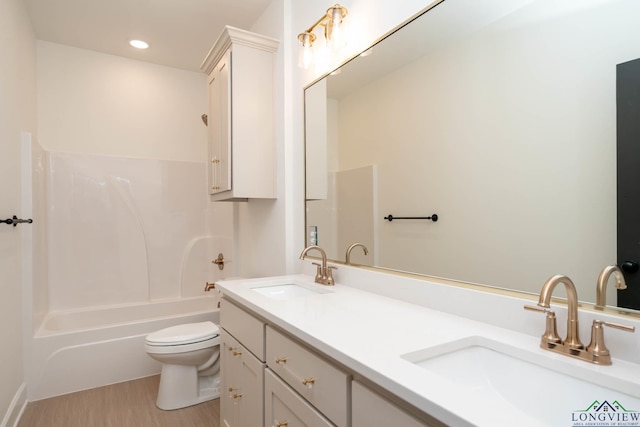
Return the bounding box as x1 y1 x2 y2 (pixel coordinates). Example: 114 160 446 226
384 214 438 222
1 215 33 227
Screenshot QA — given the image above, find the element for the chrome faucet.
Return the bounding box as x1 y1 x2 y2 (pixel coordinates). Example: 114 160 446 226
525 274 635 365
299 245 337 286
595 265 626 309
345 243 368 265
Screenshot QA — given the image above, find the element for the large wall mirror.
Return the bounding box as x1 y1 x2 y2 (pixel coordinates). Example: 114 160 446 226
304 0 640 311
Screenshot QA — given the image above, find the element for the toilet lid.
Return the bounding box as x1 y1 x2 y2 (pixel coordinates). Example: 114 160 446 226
146 321 219 346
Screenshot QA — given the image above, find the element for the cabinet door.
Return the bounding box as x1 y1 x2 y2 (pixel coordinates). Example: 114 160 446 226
208 50 231 195
352 380 432 427
221 328 265 427
220 329 240 427
265 369 333 427
238 345 264 427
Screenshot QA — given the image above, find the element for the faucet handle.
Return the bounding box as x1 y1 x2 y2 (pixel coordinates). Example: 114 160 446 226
601 320 635 333
586 320 635 365
524 305 562 345
311 262 323 281
325 265 337 286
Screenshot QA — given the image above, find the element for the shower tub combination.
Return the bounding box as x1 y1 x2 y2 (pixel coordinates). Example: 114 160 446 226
27 296 219 401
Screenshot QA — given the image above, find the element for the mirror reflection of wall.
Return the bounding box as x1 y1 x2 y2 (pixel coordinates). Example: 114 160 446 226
305 0 640 306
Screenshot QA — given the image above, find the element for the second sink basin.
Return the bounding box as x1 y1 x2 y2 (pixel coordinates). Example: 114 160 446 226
401 336 640 425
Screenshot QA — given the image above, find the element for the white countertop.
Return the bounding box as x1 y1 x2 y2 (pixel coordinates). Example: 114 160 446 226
216 274 640 427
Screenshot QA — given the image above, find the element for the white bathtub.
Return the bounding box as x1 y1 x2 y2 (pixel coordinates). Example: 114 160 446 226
27 296 219 401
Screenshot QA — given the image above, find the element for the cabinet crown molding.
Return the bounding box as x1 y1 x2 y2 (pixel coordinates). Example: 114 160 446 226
200 25 279 74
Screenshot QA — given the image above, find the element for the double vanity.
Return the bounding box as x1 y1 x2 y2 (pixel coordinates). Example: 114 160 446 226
215 264 640 426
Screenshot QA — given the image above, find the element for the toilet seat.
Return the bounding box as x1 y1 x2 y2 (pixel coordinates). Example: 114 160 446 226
146 321 219 346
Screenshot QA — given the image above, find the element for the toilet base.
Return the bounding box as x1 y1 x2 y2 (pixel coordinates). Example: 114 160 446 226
156 364 221 410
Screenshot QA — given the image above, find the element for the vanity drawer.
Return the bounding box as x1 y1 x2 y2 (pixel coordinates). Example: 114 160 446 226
266 326 349 426
265 369 333 427
220 298 265 361
352 380 433 427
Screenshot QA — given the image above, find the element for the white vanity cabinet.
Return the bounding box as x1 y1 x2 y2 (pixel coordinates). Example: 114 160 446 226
219 295 439 427
201 26 279 201
219 299 266 427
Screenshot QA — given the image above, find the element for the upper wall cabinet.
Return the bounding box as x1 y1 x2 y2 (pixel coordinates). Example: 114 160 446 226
201 26 279 201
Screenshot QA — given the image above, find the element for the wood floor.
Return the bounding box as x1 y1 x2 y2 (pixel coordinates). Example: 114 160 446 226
18 375 220 427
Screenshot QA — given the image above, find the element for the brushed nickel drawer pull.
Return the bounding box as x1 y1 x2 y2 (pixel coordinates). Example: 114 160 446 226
275 357 287 364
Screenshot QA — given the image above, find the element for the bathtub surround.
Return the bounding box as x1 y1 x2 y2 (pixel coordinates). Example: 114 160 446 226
45 151 232 310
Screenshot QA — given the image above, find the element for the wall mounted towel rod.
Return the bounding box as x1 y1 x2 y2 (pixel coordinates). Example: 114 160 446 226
1 215 33 227
384 214 438 222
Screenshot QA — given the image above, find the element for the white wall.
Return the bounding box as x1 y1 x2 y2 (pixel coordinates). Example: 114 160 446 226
0 0 36 423
37 41 208 162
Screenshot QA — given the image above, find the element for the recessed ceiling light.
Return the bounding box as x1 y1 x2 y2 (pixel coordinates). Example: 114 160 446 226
129 40 149 49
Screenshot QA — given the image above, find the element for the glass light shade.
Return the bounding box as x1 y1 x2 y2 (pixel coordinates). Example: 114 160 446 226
298 32 316 69
326 5 347 49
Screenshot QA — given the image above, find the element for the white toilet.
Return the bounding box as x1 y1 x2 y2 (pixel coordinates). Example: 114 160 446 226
145 321 221 410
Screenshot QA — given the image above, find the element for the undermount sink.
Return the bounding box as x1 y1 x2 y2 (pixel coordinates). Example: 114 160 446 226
250 283 331 300
401 337 640 425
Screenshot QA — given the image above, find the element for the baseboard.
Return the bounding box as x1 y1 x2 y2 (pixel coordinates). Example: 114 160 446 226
1 383 27 427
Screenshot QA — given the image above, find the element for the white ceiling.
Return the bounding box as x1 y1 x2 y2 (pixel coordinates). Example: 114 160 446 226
24 0 273 72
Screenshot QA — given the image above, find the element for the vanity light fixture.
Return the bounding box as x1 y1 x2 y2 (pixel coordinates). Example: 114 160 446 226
129 39 149 49
297 4 348 69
